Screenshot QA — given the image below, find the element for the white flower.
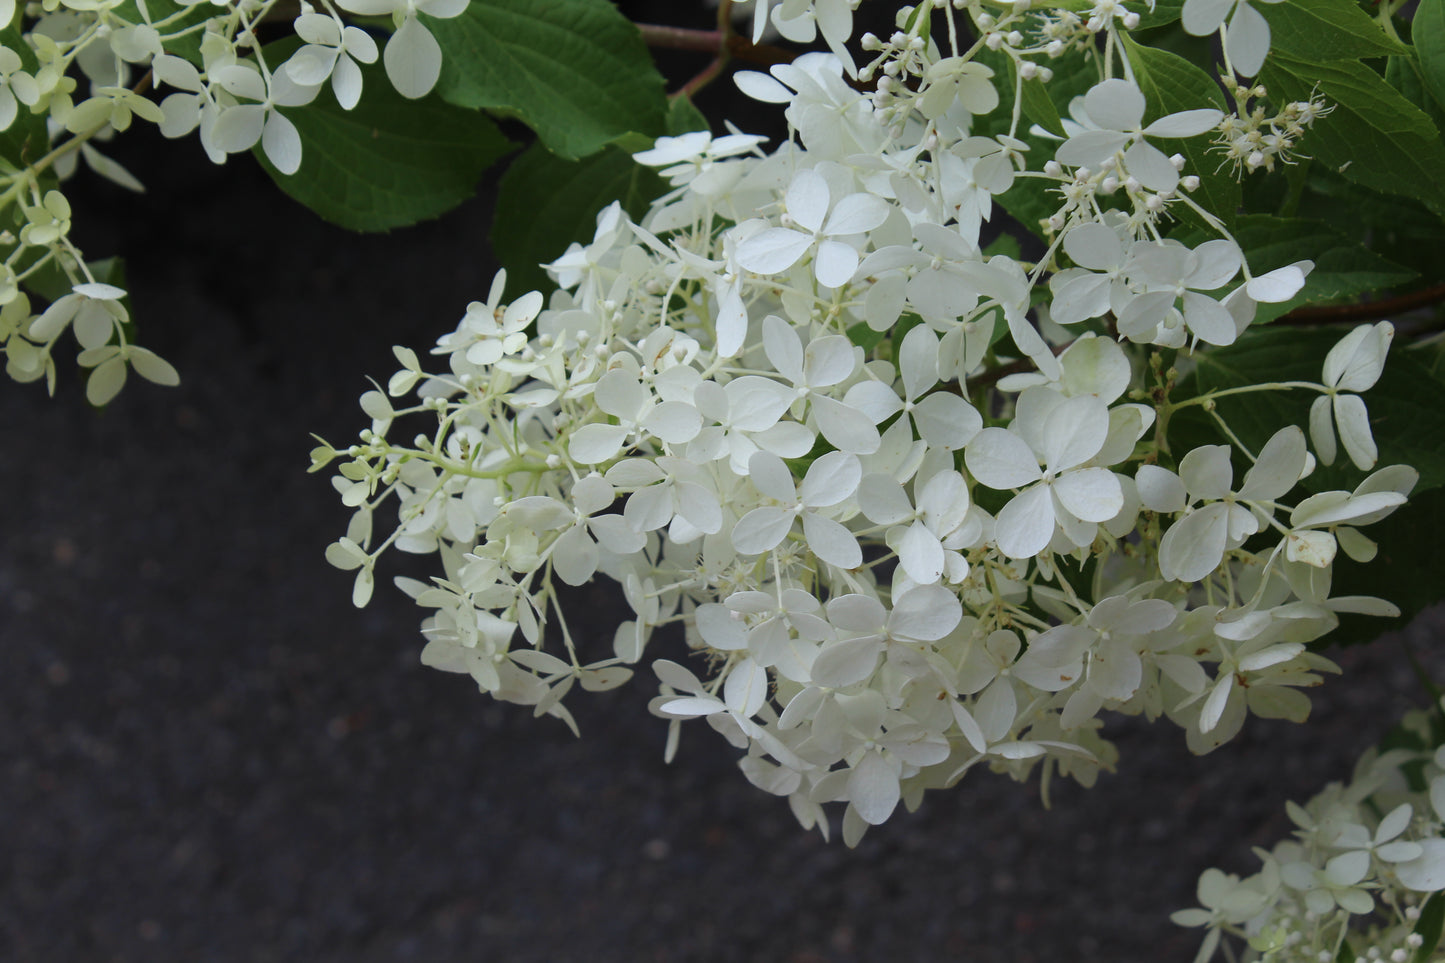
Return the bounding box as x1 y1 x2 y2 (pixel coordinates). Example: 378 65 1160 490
1309 322 1393 470
1119 239 1243 346
208 65 318 175
732 450 863 568
1056 79 1222 193
283 12 380 110
965 390 1123 559
734 167 888 288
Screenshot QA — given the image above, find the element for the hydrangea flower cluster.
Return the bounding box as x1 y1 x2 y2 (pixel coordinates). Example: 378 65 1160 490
316 2 1419 843
0 0 466 401
1174 707 1445 962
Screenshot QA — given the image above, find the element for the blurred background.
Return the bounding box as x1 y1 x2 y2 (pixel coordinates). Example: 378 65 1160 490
4 3 1444 960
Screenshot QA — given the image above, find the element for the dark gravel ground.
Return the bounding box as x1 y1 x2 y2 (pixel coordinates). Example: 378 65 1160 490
4 29 1445 963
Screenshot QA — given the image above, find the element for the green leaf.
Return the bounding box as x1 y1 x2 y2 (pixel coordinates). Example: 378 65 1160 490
258 51 514 232
1123 36 1241 230
1014 58 1064 138
1413 892 1445 963
492 141 665 294
1386 54 1445 135
1259 55 1445 220
1259 0 1408 62
1179 214 1416 324
1135 0 1183 29
1417 0 1445 109
667 95 709 136
427 0 667 161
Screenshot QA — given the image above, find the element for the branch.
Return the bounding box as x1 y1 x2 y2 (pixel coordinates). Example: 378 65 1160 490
1273 282 1445 326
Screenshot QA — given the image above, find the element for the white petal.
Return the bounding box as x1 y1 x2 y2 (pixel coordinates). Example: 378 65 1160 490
1144 108 1224 139
1226 1 1272 77
262 111 303 175
86 357 127 405
811 395 880 454
802 512 862 568
822 192 889 236
965 427 1042 490
1123 140 1179 193
889 583 962 640
747 451 798 503
1396 839 1445 892
813 238 859 289
1159 503 1229 582
993 485 1055 559
801 450 861 508
736 227 813 276
209 104 265 153
1247 263 1309 302
812 637 882 687
724 657 769 717
1238 426 1306 500
332 54 364 110
732 506 794 555
1179 445 1233 500
847 752 899 825
1051 468 1124 523
734 69 794 103
1042 394 1110 472
1309 394 1337 466
551 526 599 586
384 16 442 100
785 168 830 233
894 521 944 584
1334 394 1378 470
1084 79 1146 132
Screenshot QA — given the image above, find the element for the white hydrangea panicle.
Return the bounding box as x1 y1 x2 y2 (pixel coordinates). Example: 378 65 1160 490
304 0 1421 848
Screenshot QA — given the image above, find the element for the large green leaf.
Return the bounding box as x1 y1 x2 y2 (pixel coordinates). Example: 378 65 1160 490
492 142 665 295
1386 54 1445 136
427 0 667 161
259 53 514 232
1413 0 1445 109
1123 35 1241 230
1259 55 1445 221
1259 0 1408 62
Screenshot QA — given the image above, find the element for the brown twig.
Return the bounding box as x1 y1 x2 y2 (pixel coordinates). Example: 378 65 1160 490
637 4 798 104
1273 282 1445 326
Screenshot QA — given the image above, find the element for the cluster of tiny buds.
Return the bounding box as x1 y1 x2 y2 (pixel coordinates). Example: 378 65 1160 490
1035 8 1089 58
1213 83 1332 176
859 29 929 83
1042 153 1196 233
